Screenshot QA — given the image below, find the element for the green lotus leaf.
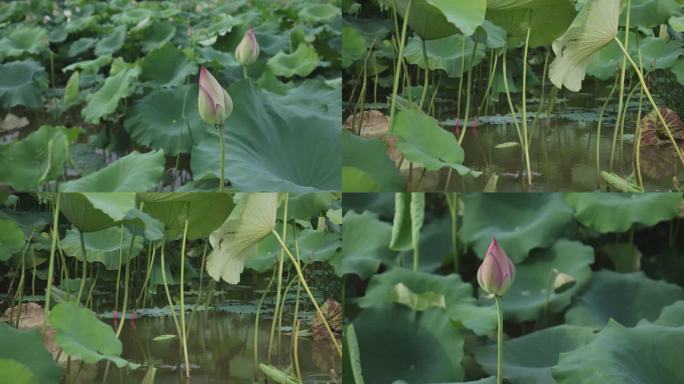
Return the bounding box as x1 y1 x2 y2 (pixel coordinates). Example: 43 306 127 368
565 192 682 233
0 219 25 261
384 0 486 39
295 230 340 264
124 84 204 155
141 22 176 52
267 78 341 119
267 43 320 78
342 26 366 68
63 70 80 109
206 193 279 284
390 193 413 251
62 55 112 74
0 125 69 191
114 7 157 25
139 44 197 88
359 268 497 335
671 56 684 85
637 36 684 71
487 0 562 9
283 192 339 220
139 192 234 240
403 34 486 78
474 20 507 49
460 193 575 263
486 0 576 48
628 0 681 28
342 131 404 192
392 109 478 176
50 302 137 368
300 3 340 23
552 320 684 383
61 226 143 269
0 322 60 384
585 33 637 80
190 80 340 192
654 300 684 326
0 60 46 109
670 14 684 32
565 270 684 328
333 210 395 278
353 305 465 383
397 216 453 272
0 26 48 58
0 359 37 384
94 25 127 56
503 240 594 322
342 167 379 192
81 58 141 124
475 325 596 384
60 150 165 192
67 37 97 57
549 0 621 91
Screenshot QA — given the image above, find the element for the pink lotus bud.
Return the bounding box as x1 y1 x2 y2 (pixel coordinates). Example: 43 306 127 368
477 238 516 296
198 66 233 125
235 28 260 66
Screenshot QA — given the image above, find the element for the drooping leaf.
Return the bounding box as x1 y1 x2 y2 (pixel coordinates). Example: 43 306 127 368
267 43 320 78
403 34 486 78
342 131 404 192
0 26 48 58
383 0 486 39
81 59 141 124
139 44 197 88
0 60 45 109
0 322 60 384
94 25 127 56
61 226 143 269
63 71 80 109
60 151 164 192
333 210 395 278
654 300 684 327
0 359 38 384
0 219 25 261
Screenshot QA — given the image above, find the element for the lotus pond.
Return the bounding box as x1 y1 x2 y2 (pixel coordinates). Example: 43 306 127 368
342 0 684 192
0 192 343 383
341 192 684 383
0 0 341 193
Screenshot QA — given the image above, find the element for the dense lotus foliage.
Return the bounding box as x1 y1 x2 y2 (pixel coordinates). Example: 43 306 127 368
0 0 341 192
342 0 684 192
0 192 343 382
342 192 684 383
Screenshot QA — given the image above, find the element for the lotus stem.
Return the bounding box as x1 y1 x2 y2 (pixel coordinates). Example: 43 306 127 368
243 66 248 80
610 0 631 172
386 0 412 143
613 37 684 168
179 218 190 378
160 242 185 375
115 260 130 338
43 193 61 337
634 45 646 190
76 232 88 304
502 50 525 172
113 226 124 322
458 41 478 144
419 39 429 111
596 75 621 189
216 122 225 191
254 266 277 380
271 229 342 356
495 295 504 384
521 26 532 186
268 193 289 362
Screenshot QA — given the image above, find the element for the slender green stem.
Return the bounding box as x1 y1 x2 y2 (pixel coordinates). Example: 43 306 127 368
179 218 190 378
76 232 88 304
160 242 184 372
610 0 631 171
458 41 478 144
386 0 412 143
613 37 684 167
115 260 130 337
502 50 525 159
43 193 61 337
113 226 124 318
418 39 430 111
243 66 248 80
595 75 621 189
271 230 342 356
495 296 504 384
217 122 225 191
254 267 277 381
521 26 532 186
268 193 289 362
634 44 646 190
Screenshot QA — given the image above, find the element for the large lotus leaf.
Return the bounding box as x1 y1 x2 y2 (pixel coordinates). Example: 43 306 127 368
487 0 565 9
50 302 136 368
385 0 486 39
0 125 68 191
460 193 575 263
392 109 476 175
549 0 621 92
0 359 37 384
0 60 45 109
283 192 340 220
585 33 638 80
474 20 507 49
60 150 165 192
403 34 486 78
565 192 682 233
670 56 684 85
67 37 97 58
295 230 341 264
139 192 234 240
628 0 681 28
654 300 684 326
81 59 141 124
0 322 60 384
0 219 25 261
342 131 404 192
267 43 320 78
353 305 465 383
124 84 204 155
475 325 595 384
141 22 176 52
552 321 684 384
486 0 576 48
0 26 48 58
398 216 454 272
61 226 143 269
503 240 594 322
342 167 379 192
342 26 366 68
565 270 684 328
63 55 112 75
190 80 340 192
95 25 127 56
139 44 197 88
267 79 341 120
333 210 395 278
637 36 684 71
300 3 340 23
359 268 497 335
